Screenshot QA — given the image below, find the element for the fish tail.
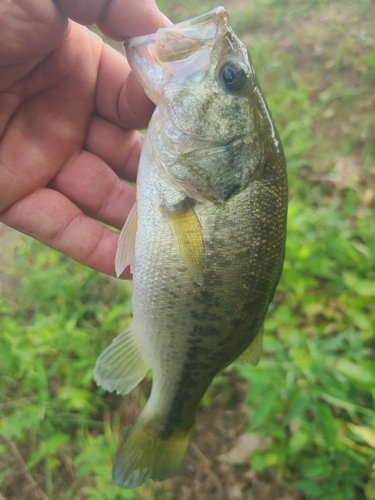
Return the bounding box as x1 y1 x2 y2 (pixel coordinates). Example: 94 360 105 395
112 409 193 489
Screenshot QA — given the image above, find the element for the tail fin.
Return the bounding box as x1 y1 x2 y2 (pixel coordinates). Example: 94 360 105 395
113 410 193 489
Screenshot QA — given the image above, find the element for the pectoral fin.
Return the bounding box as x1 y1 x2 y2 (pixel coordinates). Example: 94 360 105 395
235 326 264 366
164 203 204 285
115 203 137 277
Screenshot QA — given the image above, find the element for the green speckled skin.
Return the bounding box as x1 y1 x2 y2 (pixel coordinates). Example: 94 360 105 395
128 8 288 438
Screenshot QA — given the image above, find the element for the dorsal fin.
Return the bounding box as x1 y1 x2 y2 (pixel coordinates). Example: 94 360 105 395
115 203 138 277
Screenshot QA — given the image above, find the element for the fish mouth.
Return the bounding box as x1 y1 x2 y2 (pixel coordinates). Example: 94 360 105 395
123 7 229 104
150 7 228 63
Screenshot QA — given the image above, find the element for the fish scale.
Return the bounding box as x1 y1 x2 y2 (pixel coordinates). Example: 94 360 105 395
94 6 287 489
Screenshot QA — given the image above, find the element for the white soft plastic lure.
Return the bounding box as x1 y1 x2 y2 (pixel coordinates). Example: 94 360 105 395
94 7 287 489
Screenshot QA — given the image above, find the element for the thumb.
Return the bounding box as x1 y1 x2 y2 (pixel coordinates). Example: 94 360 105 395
56 0 171 40
0 0 69 65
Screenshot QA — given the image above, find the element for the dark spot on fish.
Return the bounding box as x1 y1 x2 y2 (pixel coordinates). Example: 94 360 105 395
160 324 224 438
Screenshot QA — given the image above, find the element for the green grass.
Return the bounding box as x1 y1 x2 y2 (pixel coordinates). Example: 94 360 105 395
1 0 375 498
236 194 375 499
0 240 137 499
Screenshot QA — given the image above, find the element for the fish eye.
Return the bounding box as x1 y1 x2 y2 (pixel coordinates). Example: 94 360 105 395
218 61 246 91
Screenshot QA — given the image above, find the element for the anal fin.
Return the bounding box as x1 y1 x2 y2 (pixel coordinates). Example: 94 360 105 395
235 326 264 366
94 322 150 395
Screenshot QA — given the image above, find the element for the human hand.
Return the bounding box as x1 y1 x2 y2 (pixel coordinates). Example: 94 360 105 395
0 0 169 278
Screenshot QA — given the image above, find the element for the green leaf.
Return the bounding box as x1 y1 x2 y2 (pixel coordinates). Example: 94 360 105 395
316 404 337 448
285 394 310 424
28 433 70 469
288 429 311 455
249 392 278 431
319 392 374 417
58 387 93 411
292 479 324 497
365 471 375 500
348 424 375 448
335 359 375 385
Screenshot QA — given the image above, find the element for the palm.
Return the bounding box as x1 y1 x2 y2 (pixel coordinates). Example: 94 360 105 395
0 0 168 276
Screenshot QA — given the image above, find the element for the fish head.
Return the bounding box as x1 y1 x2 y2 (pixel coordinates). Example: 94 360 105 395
124 7 277 203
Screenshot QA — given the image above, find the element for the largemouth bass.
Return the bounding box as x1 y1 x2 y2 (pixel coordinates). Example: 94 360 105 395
94 6 288 489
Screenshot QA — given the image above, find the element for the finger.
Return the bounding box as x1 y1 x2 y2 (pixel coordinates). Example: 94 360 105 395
59 0 171 129
0 0 68 65
83 114 142 182
0 23 99 215
0 0 69 90
56 0 170 40
0 187 131 278
95 42 155 130
49 150 136 229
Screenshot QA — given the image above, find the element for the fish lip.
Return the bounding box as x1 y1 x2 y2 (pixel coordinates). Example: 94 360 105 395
152 6 229 63
122 7 230 104
172 6 228 31
123 7 228 56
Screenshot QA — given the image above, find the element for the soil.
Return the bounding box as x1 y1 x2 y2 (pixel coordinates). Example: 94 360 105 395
161 378 301 500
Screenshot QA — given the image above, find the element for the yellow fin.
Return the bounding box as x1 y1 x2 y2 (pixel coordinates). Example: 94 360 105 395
164 204 204 285
113 410 193 488
235 326 264 366
115 203 137 277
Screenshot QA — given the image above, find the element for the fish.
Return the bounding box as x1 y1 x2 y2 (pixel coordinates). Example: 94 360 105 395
94 6 288 489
